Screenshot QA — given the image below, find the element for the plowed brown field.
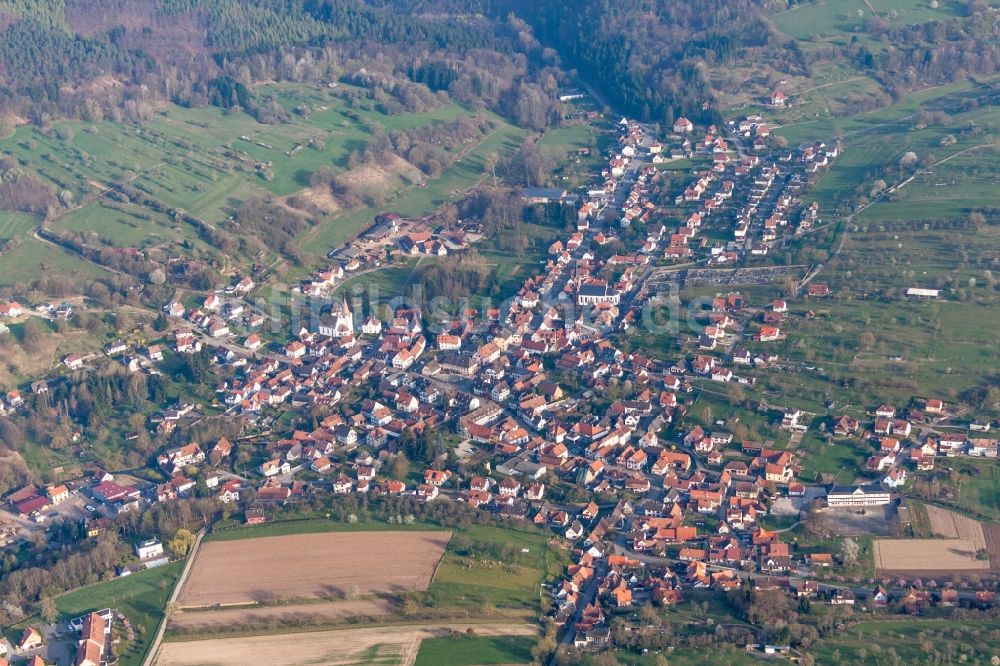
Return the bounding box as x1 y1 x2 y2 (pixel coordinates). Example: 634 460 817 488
925 505 987 550
874 538 990 572
176 531 450 608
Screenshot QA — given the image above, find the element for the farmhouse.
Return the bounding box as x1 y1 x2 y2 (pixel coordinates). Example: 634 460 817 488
0 301 24 317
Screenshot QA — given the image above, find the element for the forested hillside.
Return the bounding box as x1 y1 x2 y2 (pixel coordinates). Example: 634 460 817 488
1 0 996 131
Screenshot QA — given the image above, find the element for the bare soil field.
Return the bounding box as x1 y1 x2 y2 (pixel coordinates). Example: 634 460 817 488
169 598 393 631
982 523 1000 567
875 538 991 572
284 184 342 215
155 622 537 666
925 504 988 550
176 531 450 608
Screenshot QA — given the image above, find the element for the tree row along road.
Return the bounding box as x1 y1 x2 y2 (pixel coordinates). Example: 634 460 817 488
142 528 206 666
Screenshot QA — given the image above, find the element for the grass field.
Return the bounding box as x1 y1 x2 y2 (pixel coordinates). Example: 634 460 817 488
205 517 443 542
302 122 525 251
55 561 183 666
941 458 1000 522
749 294 1000 413
413 635 536 666
774 79 999 217
0 230 106 288
0 82 525 282
427 525 566 611
808 619 1000 664
771 0 965 42
860 146 1000 223
798 435 867 482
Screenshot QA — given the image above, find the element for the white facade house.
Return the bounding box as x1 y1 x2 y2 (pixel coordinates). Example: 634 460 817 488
135 539 164 560
826 484 891 508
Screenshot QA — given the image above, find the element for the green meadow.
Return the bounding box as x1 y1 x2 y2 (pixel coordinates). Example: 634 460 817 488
0 82 523 280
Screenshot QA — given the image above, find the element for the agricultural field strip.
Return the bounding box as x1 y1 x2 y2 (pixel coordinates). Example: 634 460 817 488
169 599 393 630
176 531 450 608
924 504 988 551
155 622 538 666
874 538 990 571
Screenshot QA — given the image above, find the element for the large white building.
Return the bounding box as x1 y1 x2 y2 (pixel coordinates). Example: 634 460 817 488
577 283 621 306
826 483 891 508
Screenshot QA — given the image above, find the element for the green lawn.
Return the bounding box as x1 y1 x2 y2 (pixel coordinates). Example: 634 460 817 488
0 211 36 242
860 147 1000 223
55 561 183 666
414 635 536 666
750 293 1000 412
798 437 867 482
0 236 105 288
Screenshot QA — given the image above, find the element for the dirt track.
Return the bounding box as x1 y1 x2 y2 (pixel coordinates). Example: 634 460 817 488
176 531 450 608
155 622 537 666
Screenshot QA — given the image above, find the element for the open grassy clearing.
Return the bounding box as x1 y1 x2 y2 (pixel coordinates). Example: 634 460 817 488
0 233 106 289
774 77 987 143
427 525 567 611
54 561 183 666
860 146 1000 223
925 458 1000 522
413 634 536 666
798 435 867 482
771 0 966 42
800 90 998 214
